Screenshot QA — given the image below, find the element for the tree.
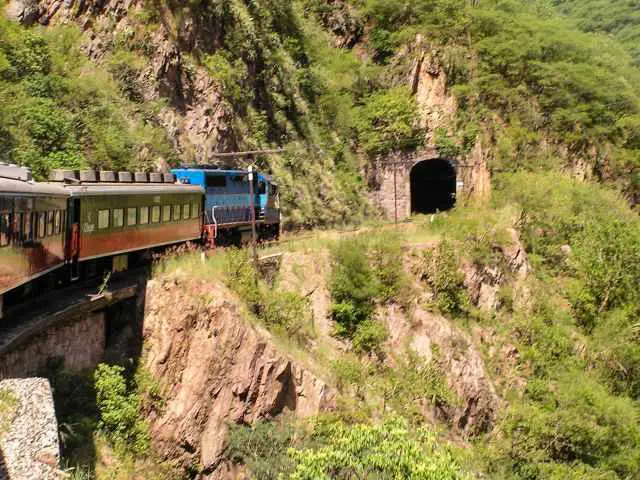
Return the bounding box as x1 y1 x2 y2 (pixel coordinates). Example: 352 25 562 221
288 417 468 479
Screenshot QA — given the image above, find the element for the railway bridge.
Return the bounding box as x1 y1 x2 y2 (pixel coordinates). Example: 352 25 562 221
0 270 147 379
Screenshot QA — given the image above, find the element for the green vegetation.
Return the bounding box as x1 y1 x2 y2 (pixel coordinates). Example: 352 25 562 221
288 417 468 480
228 416 468 480
0 387 17 436
44 359 173 479
353 87 423 154
224 248 315 344
227 420 297 479
417 241 468 316
94 364 150 454
554 0 640 66
0 17 174 179
328 232 408 351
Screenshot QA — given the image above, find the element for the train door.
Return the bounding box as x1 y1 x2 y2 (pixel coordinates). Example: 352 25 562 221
67 198 81 280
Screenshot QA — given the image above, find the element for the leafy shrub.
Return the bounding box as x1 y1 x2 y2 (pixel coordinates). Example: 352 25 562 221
353 87 423 155
224 248 313 343
263 289 314 342
224 248 262 311
498 371 640 478
380 351 457 422
94 364 149 454
203 52 251 107
369 28 394 64
287 416 468 479
329 238 379 336
418 241 468 316
570 220 640 329
368 231 409 304
227 421 297 480
352 319 388 354
331 356 367 393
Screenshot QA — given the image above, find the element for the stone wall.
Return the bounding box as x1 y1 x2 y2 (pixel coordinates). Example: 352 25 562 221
0 378 60 480
0 312 105 378
368 148 438 221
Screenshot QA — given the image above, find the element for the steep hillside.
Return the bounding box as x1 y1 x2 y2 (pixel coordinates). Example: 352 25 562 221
554 0 640 65
3 0 639 223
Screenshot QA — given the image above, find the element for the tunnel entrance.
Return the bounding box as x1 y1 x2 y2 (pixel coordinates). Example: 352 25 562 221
410 159 456 214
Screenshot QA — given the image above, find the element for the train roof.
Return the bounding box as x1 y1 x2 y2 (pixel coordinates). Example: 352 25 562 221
63 183 204 197
0 177 70 197
171 167 278 184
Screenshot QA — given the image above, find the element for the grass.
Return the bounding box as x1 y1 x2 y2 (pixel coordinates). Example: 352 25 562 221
0 387 17 437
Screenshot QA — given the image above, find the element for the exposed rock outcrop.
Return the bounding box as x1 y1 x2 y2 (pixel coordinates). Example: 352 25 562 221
383 305 499 436
0 378 60 480
409 36 458 143
142 275 335 479
312 0 363 49
463 228 530 311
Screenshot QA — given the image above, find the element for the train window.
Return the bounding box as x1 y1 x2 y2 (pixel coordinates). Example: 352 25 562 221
113 208 124 228
152 205 161 224
162 205 171 223
192 202 200 219
127 208 137 227
14 213 23 242
98 210 110 229
0 212 10 247
37 212 46 239
258 182 266 194
172 204 181 221
54 211 61 235
139 206 149 225
206 175 226 188
23 213 31 242
182 204 190 219
47 211 54 236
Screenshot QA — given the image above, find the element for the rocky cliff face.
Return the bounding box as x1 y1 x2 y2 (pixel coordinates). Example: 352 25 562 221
141 274 335 478
6 0 235 165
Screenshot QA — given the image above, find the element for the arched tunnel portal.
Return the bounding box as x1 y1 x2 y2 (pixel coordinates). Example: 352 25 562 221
410 159 457 214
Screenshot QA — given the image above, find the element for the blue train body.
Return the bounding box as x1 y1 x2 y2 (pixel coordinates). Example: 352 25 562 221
171 167 280 242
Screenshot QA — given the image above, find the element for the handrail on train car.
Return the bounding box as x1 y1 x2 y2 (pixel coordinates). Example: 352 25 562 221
211 206 218 239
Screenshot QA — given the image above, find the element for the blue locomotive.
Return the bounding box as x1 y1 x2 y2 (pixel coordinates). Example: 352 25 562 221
171 166 280 244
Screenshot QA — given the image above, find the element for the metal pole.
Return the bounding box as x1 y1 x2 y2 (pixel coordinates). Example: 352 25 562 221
393 161 398 226
248 166 258 266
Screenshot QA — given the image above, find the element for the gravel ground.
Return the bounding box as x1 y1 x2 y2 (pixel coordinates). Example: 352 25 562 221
0 378 60 480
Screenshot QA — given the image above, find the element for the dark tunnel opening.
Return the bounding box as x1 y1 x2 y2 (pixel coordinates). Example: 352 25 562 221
410 159 456 214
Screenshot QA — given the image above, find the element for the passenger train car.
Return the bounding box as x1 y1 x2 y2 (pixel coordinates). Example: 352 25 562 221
0 163 280 319
0 164 69 313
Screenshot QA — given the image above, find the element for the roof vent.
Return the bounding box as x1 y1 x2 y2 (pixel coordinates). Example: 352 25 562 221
163 173 176 183
118 172 133 183
149 173 163 183
49 169 78 182
99 171 116 182
134 172 148 183
0 162 33 182
79 170 97 182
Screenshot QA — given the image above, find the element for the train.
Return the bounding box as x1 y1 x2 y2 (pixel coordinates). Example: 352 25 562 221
0 162 280 319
